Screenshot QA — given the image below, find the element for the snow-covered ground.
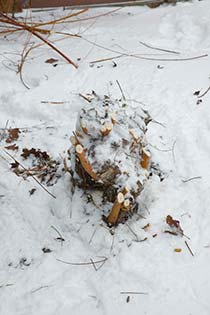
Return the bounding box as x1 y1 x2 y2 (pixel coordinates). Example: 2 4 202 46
1 1 210 314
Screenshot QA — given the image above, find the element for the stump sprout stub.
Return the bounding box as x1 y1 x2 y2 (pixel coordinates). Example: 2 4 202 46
70 93 151 226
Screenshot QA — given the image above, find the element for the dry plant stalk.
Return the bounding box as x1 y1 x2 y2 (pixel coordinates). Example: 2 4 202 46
0 12 79 68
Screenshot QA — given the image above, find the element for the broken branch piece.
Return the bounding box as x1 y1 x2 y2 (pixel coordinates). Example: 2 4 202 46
76 144 98 180
140 149 150 169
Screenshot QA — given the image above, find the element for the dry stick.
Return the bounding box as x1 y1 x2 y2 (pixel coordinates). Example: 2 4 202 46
31 285 50 294
51 225 65 241
185 241 194 257
79 93 91 103
90 54 123 64
90 258 97 271
27 8 88 28
41 101 70 104
58 7 121 24
28 30 78 68
199 85 210 98
182 176 202 183
0 13 78 69
3 150 56 199
125 223 138 241
120 291 148 295
85 37 208 63
116 80 126 100
139 40 180 55
56 257 108 266
18 33 33 90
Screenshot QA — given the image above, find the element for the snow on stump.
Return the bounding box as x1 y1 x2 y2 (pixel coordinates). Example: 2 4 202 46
70 93 151 226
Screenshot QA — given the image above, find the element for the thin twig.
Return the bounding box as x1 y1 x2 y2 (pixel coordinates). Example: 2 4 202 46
31 285 51 294
0 283 13 289
90 258 97 271
198 85 210 98
171 140 177 164
182 176 202 183
90 54 123 64
79 93 91 103
41 101 70 104
84 37 208 62
185 241 194 257
120 291 148 295
116 80 126 100
0 13 78 68
56 257 108 266
51 225 65 241
3 150 56 199
125 223 138 241
139 40 180 55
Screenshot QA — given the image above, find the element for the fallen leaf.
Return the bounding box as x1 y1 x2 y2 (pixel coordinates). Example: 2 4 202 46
6 128 21 143
5 144 18 150
166 215 180 228
45 58 59 64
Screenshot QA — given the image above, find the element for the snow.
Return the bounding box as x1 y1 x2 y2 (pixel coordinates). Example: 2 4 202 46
1 1 210 314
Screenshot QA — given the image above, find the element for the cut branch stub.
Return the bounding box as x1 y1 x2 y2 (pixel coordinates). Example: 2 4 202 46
122 199 130 211
129 129 139 142
76 144 98 180
70 135 78 146
81 122 88 135
106 192 125 225
140 149 151 169
106 186 130 225
100 122 113 137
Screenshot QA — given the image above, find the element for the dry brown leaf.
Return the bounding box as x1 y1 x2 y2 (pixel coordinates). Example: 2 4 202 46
45 58 59 64
5 143 18 150
6 128 21 143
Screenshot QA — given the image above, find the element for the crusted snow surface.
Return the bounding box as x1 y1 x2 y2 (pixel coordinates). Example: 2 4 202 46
1 1 210 314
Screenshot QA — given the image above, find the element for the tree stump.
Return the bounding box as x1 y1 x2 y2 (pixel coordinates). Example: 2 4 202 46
70 93 151 226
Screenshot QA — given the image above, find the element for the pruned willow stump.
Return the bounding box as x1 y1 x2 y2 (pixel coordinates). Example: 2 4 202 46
70 93 151 226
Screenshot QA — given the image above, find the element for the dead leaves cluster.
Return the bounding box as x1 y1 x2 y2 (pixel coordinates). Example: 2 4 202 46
6 128 21 143
11 147 61 186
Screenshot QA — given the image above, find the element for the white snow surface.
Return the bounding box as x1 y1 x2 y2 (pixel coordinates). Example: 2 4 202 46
1 1 210 314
